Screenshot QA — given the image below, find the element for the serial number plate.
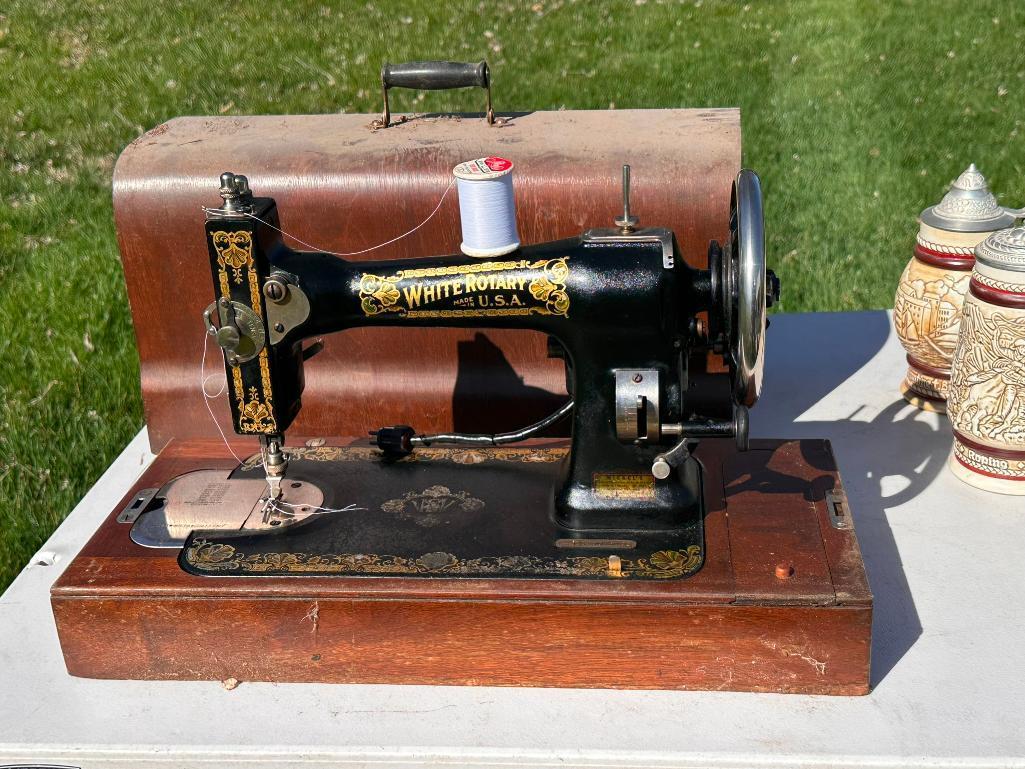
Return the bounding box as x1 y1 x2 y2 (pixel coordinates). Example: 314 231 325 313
592 472 655 500
555 538 637 550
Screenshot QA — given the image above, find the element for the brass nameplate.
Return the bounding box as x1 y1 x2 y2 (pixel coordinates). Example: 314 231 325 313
359 257 570 318
555 538 637 550
592 472 656 500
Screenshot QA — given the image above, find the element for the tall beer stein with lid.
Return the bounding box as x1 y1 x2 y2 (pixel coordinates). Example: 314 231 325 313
894 165 1019 412
947 226 1025 494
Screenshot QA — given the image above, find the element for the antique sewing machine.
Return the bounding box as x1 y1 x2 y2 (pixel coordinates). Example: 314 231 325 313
123 165 779 581
52 96 870 693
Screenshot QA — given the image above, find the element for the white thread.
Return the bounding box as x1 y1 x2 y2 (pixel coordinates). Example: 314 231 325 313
203 331 366 517
202 337 366 514
268 498 365 516
453 157 520 257
200 178 455 258
200 331 243 464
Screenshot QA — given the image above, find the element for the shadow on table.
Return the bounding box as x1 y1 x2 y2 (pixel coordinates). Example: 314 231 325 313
754 310 946 688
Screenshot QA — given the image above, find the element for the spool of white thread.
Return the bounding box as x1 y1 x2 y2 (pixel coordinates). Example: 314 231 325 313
453 156 520 258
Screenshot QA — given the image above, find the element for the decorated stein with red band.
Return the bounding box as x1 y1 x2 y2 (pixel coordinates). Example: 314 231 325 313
947 226 1025 494
894 165 1018 412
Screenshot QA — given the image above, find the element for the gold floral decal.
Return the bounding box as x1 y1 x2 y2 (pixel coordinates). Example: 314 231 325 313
642 547 702 576
381 485 485 515
186 541 701 580
244 351 277 434
210 226 276 434
359 274 401 315
528 258 571 317
239 386 275 432
239 445 568 471
233 351 276 434
211 230 253 285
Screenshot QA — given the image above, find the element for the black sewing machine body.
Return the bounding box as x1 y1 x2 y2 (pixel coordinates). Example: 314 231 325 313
133 167 775 581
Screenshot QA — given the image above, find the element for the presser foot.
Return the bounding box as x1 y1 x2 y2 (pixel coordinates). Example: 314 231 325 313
260 433 288 501
124 469 325 549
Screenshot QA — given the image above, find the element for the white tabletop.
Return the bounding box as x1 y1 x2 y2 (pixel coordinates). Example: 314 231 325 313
1 310 1023 769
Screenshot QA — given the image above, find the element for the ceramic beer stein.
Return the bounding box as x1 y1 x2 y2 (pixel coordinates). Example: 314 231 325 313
894 165 1019 412
947 226 1025 494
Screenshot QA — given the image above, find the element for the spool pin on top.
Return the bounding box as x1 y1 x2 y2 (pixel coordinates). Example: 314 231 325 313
453 156 521 258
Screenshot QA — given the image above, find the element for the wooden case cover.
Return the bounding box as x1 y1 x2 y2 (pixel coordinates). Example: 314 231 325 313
111 109 741 451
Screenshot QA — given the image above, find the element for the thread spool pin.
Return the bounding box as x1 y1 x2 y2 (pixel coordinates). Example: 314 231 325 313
615 164 640 234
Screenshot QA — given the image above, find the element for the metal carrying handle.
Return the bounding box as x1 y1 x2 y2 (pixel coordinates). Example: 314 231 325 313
373 60 494 128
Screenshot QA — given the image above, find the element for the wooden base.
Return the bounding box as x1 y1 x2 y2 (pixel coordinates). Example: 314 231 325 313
51 438 872 694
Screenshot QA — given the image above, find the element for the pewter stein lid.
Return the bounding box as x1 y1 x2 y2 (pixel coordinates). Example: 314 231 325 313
975 226 1025 273
920 164 1019 233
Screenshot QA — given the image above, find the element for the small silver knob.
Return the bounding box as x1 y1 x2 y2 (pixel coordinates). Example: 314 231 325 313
651 456 672 480
217 171 254 213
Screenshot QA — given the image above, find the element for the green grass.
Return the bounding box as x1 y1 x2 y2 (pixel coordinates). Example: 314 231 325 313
1 0 1023 590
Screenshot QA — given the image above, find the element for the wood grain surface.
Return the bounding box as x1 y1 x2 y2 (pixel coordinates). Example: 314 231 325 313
51 438 872 694
112 109 741 451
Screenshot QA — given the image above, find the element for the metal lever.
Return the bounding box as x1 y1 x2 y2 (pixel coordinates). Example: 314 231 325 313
652 439 690 480
651 406 751 480
373 60 494 129
302 339 325 361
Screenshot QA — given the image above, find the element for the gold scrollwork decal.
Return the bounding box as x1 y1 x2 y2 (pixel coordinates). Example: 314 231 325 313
239 388 275 432
210 227 276 434
528 257 571 316
239 445 569 470
186 540 701 580
359 273 402 315
381 485 485 515
235 350 276 434
211 230 253 285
